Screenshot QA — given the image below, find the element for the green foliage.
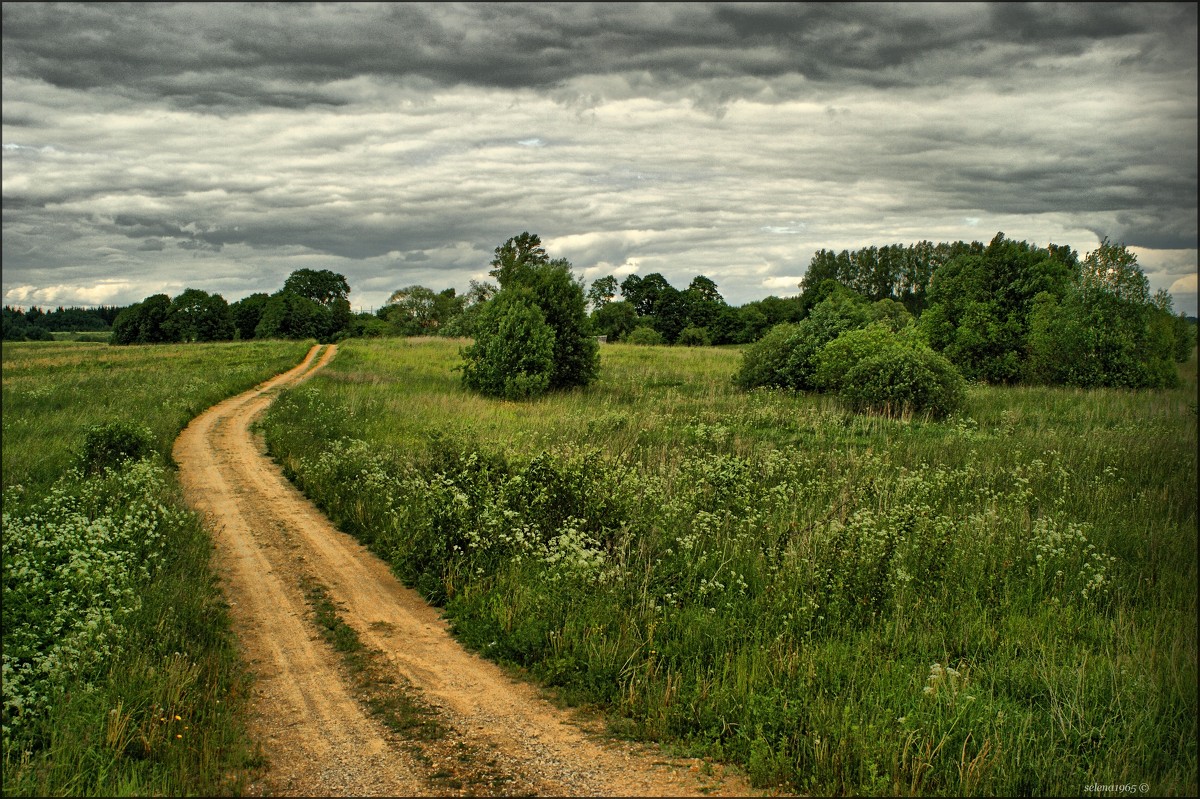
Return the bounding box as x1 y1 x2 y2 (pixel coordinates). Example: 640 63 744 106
110 294 175 345
282 268 350 307
814 322 913 392
734 290 874 392
383 285 463 336
260 336 1198 797
471 235 598 393
78 421 156 475
165 288 234 343
254 291 328 341
1024 241 1182 389
513 259 599 389
586 275 619 311
460 290 556 400
838 345 966 419
625 326 664 345
918 233 1078 383
591 300 639 342
229 293 269 340
676 325 711 347
488 231 549 287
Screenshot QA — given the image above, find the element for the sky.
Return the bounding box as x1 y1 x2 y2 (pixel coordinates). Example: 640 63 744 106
3 2 1197 315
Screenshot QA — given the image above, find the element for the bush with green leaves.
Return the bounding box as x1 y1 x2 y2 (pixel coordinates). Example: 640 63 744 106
460 290 556 400
838 345 966 419
77 422 156 475
734 292 875 391
813 322 926 392
625 326 664 346
676 325 712 347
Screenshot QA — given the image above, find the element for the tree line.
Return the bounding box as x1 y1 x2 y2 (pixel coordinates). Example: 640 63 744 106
2 306 123 341
5 230 1194 393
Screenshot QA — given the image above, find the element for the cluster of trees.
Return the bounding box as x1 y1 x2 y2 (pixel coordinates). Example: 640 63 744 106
2 306 122 341
107 269 358 345
913 234 1192 389
589 273 805 346
734 284 965 417
733 232 1194 413
8 230 1192 396
460 233 598 399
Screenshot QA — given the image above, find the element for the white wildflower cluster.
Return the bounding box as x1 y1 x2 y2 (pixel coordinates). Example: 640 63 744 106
2 461 179 747
541 518 608 582
922 661 968 700
1027 517 1117 602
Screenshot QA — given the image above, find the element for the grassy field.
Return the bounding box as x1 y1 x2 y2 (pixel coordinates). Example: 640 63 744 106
261 336 1198 796
2 339 312 797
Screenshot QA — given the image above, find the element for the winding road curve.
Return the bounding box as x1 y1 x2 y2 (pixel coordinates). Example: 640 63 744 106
172 344 761 797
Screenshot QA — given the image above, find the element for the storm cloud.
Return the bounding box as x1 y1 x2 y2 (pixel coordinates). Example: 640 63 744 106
3 2 1196 313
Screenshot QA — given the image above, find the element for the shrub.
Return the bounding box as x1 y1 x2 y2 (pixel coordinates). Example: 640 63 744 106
839 346 966 419
676 326 712 347
734 293 876 392
460 290 556 400
732 323 821 390
813 322 925 392
625 326 664 346
77 422 156 475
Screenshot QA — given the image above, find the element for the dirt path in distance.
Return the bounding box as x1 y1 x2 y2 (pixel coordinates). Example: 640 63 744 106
173 344 765 797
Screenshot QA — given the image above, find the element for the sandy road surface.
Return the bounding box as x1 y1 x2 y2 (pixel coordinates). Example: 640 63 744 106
173 344 763 797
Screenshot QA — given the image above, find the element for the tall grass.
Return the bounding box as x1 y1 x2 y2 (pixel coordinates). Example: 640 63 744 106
261 336 1197 796
2 339 312 796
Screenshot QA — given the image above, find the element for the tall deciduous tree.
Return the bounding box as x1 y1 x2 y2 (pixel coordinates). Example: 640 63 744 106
282 269 350 307
586 275 619 311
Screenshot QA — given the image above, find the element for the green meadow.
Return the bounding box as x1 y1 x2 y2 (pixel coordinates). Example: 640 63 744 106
261 336 1198 796
2 339 311 797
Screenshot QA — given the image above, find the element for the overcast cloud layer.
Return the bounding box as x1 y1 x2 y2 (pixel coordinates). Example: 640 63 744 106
3 2 1197 314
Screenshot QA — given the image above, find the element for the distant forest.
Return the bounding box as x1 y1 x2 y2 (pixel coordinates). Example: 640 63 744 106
4 232 1196 390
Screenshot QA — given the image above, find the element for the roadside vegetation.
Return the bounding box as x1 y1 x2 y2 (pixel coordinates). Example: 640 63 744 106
262 335 1197 796
2 339 311 796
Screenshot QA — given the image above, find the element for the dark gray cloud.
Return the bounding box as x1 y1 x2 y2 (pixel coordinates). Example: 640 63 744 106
2 2 1196 313
5 3 1194 103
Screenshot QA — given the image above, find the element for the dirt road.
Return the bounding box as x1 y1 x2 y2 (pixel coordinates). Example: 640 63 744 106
173 344 762 797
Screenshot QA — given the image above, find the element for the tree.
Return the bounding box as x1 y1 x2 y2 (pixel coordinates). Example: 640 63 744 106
620 272 673 317
165 288 234 342
460 289 556 400
110 294 175 345
516 258 599 389
1025 240 1178 389
684 275 726 330
441 280 497 338
254 291 328 341
384 285 465 335
586 275 619 311
489 232 549 287
591 299 638 341
230 293 270 340
384 285 441 335
282 268 350 307
733 291 873 391
467 235 599 394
